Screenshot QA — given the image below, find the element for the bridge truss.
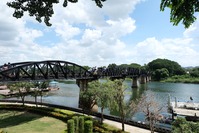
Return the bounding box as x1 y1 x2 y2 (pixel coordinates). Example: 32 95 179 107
0 60 93 82
0 60 149 82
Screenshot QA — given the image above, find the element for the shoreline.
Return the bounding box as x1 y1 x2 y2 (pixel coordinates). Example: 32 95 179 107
0 85 59 97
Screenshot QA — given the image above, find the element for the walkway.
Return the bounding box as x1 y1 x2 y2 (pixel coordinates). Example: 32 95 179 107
103 119 155 133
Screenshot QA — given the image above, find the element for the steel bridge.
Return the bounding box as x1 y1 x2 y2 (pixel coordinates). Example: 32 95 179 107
0 60 146 82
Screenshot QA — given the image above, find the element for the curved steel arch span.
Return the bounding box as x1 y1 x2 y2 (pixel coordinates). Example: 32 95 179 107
0 60 93 82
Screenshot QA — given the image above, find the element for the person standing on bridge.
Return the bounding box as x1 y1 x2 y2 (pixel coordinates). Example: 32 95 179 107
190 96 193 102
2 63 8 70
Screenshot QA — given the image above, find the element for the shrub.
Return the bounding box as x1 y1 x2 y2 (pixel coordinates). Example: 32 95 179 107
85 120 93 133
79 116 84 133
67 119 75 133
84 116 93 121
72 116 79 133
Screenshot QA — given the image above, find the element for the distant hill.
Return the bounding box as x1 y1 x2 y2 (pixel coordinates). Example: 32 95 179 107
183 66 199 69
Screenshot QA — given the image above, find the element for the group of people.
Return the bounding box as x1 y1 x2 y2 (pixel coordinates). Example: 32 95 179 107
1 62 11 71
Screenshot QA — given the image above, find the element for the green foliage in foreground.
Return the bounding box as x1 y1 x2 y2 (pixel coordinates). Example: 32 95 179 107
0 104 126 133
67 119 75 133
85 120 93 133
0 110 67 133
162 75 199 84
160 0 198 28
172 117 199 133
79 116 84 133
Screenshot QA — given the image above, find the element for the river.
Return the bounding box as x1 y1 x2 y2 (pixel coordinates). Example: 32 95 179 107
4 80 199 124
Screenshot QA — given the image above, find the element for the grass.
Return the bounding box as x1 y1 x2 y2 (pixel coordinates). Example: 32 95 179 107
0 110 67 133
0 105 127 133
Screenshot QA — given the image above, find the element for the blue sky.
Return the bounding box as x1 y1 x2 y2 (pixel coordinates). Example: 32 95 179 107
0 0 199 67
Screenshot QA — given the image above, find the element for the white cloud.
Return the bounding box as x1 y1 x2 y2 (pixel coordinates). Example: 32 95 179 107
0 0 199 68
132 37 199 67
54 20 81 41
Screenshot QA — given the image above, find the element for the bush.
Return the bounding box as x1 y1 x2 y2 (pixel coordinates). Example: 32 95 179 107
85 120 93 133
67 119 75 133
79 116 84 133
72 116 79 133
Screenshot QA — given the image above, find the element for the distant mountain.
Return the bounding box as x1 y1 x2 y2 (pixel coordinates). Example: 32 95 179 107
183 66 199 69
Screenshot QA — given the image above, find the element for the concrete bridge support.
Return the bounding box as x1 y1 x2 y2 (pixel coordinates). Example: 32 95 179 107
132 76 138 88
147 75 151 81
76 79 90 91
140 75 147 84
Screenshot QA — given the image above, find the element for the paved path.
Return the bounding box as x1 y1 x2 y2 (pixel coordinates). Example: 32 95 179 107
103 119 154 133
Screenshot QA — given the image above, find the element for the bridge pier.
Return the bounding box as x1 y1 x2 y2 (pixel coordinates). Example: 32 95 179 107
147 75 151 82
76 79 90 91
140 75 147 84
131 76 138 88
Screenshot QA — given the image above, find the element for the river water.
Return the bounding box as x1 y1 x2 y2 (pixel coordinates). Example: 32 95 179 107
4 80 199 124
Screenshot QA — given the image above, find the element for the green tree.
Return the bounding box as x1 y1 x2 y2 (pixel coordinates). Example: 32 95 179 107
31 87 40 107
189 67 199 77
9 82 34 106
160 0 199 28
32 81 48 106
172 117 191 133
38 81 48 104
129 63 141 69
112 79 138 131
83 66 91 70
80 79 116 123
118 63 141 70
107 63 117 69
148 58 185 79
7 0 106 26
79 80 99 114
96 79 115 124
153 68 169 81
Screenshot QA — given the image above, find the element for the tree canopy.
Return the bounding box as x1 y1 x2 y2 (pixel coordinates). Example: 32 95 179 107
160 0 199 28
147 58 185 81
7 0 199 28
7 0 106 26
148 58 185 75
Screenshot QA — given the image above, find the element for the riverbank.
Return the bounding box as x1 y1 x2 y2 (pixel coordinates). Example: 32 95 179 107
0 85 59 97
162 75 199 84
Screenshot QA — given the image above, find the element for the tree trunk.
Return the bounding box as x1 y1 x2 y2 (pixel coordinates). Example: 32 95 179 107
101 107 104 124
149 118 154 133
22 97 25 106
122 117 125 131
35 96 37 107
120 101 125 131
40 93 43 107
